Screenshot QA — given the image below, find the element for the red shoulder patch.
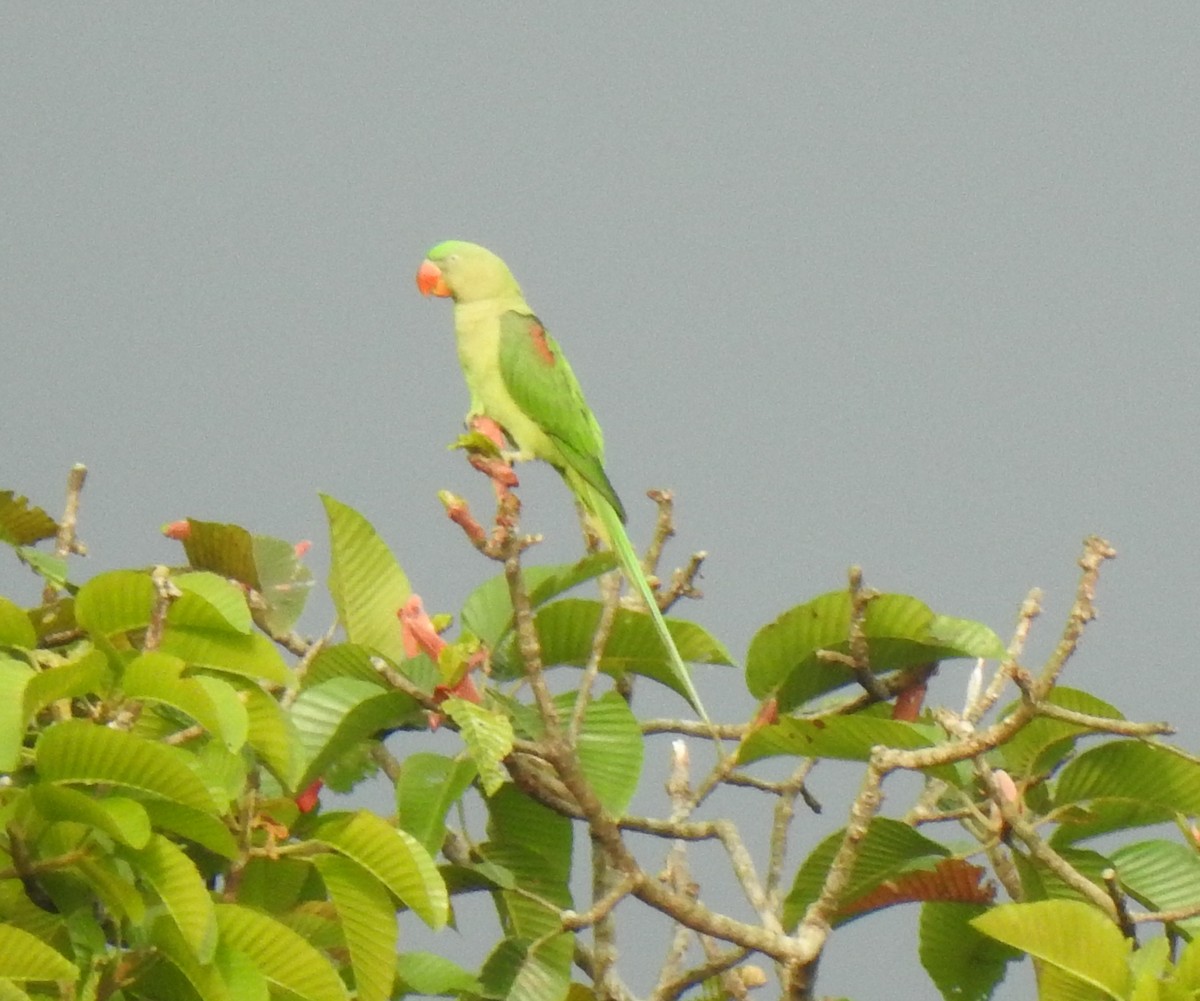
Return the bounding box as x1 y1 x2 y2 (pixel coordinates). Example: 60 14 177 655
529 323 556 366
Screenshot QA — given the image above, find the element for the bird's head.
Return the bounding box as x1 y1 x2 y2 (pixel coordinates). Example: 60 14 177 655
416 241 522 303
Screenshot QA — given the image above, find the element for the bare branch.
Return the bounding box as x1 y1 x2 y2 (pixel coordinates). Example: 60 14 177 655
42 463 88 603
1035 702 1173 738
978 759 1116 918
572 570 623 739
1035 536 1116 695
644 488 676 578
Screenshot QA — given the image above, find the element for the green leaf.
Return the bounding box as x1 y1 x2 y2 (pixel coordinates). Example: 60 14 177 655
739 713 940 764
25 595 75 643
460 554 617 649
15 548 70 590
158 625 291 686
479 936 574 1001
396 752 478 857
74 569 155 637
1129 938 1172 998
290 678 420 790
122 652 249 751
1011 845 1112 904
235 857 312 913
484 784 573 910
783 817 949 928
1052 799 1182 847
0 923 78 979
215 902 350 1001
301 643 389 691
1110 840 1200 940
919 902 1019 1001
321 494 410 664
22 649 114 722
0 656 34 772
251 533 314 635
1055 741 1200 818
0 981 33 1001
395 951 481 996
140 800 239 859
177 518 260 587
36 719 217 813
120 834 218 959
480 786 574 1000
189 739 249 812
277 903 343 950
971 900 1130 999
1176 937 1200 992
496 598 732 704
746 591 1003 711
313 855 397 1001
927 614 1006 659
1000 687 1124 780
241 684 304 789
1035 963 1119 1001
921 897 1017 998
313 810 449 929
75 851 149 926
0 597 36 648
174 520 313 635
444 697 514 797
213 943 269 1001
170 572 253 634
562 690 643 816
30 784 151 848
148 915 235 1001
0 491 59 546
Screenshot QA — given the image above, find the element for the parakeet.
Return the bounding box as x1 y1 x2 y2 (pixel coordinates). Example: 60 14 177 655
416 240 709 723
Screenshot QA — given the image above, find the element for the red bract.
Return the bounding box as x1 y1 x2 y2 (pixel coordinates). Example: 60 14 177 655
891 681 928 722
472 415 507 450
399 594 446 660
295 779 323 814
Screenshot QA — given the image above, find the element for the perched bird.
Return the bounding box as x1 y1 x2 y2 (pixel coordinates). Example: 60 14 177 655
416 240 709 722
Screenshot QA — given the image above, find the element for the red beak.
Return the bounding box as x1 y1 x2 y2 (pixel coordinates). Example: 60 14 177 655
416 259 451 297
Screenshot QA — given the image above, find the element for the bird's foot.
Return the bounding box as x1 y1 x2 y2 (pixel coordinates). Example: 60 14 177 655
500 448 533 466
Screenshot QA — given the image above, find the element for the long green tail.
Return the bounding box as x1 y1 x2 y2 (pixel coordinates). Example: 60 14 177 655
582 482 711 724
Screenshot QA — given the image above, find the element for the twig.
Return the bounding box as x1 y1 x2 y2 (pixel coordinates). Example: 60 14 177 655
1102 868 1137 941
573 942 638 1001
572 571 623 740
144 565 179 653
977 760 1116 918
54 463 88 559
574 837 630 995
654 947 752 1001
369 743 403 783
966 588 1042 724
42 463 88 603
766 760 820 902
643 718 743 739
1034 702 1173 738
795 757 886 955
505 547 562 730
1129 902 1200 925
665 551 707 608
1035 536 1116 695
281 622 337 708
644 489 677 578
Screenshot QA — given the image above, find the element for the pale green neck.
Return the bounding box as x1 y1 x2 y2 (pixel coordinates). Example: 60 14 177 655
453 293 529 328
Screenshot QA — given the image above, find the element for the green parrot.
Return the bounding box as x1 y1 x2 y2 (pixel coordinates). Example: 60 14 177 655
416 240 709 723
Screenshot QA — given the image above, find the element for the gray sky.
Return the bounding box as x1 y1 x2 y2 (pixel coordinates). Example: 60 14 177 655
3 5 1197 998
